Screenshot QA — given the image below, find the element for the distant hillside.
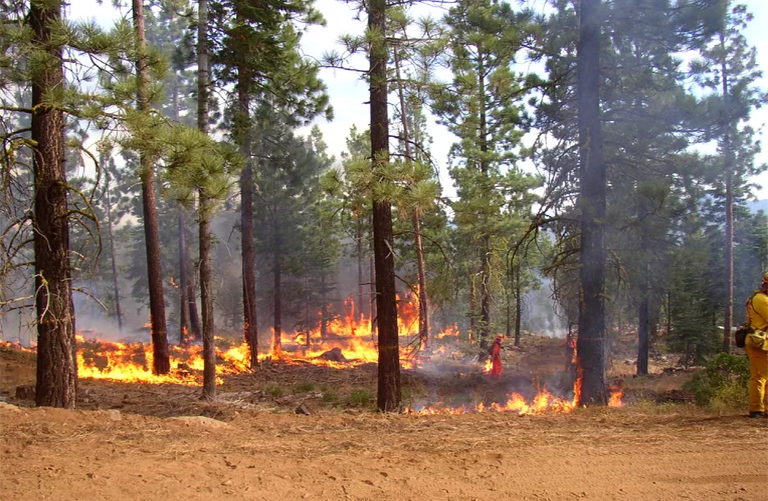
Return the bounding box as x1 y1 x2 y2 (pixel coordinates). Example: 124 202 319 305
749 199 768 214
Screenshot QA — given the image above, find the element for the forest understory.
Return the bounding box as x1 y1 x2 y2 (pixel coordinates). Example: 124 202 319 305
1 334 765 501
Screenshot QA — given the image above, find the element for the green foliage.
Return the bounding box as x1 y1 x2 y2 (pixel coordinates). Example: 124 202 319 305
293 381 316 393
346 388 374 408
683 353 750 407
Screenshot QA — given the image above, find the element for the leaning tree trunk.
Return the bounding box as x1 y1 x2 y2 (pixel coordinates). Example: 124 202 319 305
369 0 400 412
133 0 170 374
238 63 259 369
31 0 78 408
198 0 215 399
576 0 608 405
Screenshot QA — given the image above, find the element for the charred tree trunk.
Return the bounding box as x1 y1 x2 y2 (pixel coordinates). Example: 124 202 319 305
198 0 215 399
238 66 259 369
576 0 608 405
134 0 170 374
273 217 282 354
369 0 400 412
31 0 77 408
104 157 123 333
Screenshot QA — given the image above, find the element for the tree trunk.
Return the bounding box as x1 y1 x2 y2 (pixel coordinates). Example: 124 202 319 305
133 0 170 374
31 0 78 409
104 156 123 333
178 207 189 344
477 46 491 349
576 0 608 405
273 217 282 354
369 0 400 412
393 44 429 351
514 265 522 347
199 197 216 399
357 215 365 322
198 0 215 399
321 272 328 340
721 38 733 354
370 251 376 336
637 232 649 376
238 64 259 369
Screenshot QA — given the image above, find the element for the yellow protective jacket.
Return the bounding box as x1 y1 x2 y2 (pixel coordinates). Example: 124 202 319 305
748 291 768 332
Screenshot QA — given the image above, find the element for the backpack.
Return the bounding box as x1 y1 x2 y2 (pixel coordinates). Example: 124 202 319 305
735 325 749 348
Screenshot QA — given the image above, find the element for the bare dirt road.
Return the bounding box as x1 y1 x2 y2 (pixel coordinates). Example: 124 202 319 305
2 401 766 501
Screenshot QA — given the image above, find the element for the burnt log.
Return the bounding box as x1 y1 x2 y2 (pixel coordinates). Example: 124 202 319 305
317 347 347 363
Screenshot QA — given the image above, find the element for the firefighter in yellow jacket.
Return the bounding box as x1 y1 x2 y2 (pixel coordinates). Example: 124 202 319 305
745 272 768 418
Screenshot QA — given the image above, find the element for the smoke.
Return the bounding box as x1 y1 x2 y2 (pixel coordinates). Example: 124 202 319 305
521 276 567 337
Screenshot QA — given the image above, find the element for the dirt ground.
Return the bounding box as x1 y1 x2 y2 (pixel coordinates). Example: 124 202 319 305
1 337 767 501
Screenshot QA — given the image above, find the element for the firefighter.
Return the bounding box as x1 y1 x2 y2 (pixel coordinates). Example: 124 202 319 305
745 272 768 418
489 334 503 378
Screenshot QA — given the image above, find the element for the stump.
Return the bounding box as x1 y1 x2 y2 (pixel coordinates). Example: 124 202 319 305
318 347 347 363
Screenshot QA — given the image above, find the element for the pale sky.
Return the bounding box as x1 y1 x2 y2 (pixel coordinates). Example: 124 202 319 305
69 0 768 198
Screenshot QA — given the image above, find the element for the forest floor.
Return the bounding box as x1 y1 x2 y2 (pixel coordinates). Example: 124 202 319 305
1 334 766 501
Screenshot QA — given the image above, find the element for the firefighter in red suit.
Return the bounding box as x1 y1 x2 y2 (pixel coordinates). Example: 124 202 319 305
490 334 503 378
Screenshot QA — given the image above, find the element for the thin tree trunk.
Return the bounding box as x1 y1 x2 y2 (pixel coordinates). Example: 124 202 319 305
134 0 170 374
477 46 491 349
178 207 189 344
369 0 400 412
31 0 77 408
576 0 608 405
357 215 365 322
172 70 188 346
198 0 215 399
370 251 376 336
637 226 649 376
238 59 259 369
273 217 282 354
104 157 123 333
514 265 522 347
321 272 328 340
721 35 733 354
393 46 429 351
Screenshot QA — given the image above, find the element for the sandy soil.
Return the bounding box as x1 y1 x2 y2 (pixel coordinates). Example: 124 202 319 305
1 338 767 501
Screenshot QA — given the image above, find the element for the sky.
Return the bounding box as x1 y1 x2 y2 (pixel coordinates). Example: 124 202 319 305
69 0 768 198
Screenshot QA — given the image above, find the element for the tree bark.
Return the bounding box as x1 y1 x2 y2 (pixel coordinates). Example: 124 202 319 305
179 207 189 344
198 0 215 399
133 0 170 374
637 231 649 376
200 199 216 399
369 0 400 412
576 0 608 405
31 0 78 409
273 216 282 354
238 64 259 369
514 265 522 347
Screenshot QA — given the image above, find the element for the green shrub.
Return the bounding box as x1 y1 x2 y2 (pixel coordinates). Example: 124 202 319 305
346 388 374 408
293 382 316 393
683 353 750 408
